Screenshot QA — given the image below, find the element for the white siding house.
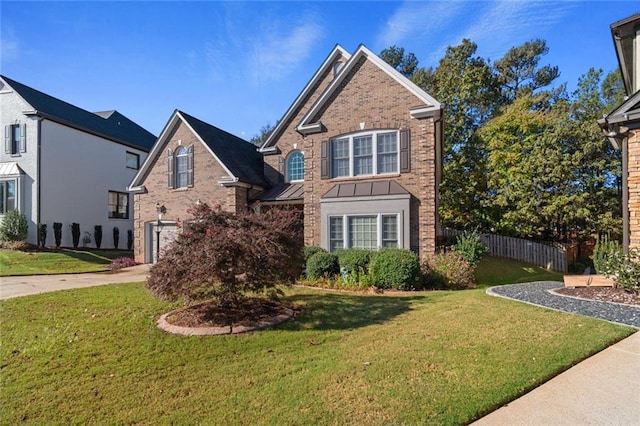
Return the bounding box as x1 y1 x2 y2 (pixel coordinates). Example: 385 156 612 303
0 75 156 248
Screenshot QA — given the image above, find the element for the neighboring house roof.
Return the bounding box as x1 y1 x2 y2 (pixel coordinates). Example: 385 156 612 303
0 75 156 151
610 13 640 95
259 44 351 152
253 182 304 203
322 180 409 199
129 110 267 191
297 44 442 135
0 162 24 177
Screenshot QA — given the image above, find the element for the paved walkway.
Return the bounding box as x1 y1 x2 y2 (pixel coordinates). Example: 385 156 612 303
474 281 640 425
0 264 150 300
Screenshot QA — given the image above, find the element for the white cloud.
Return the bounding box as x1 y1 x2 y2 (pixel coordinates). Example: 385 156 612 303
1 25 20 62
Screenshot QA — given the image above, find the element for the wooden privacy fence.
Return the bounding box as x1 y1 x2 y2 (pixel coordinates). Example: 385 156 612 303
440 229 568 273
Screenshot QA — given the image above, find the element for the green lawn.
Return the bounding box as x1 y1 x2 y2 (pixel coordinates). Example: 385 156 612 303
476 256 564 287
0 283 632 425
0 249 132 276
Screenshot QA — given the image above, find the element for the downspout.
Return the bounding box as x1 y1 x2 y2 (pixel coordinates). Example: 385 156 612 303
36 117 43 226
622 136 629 253
434 107 444 241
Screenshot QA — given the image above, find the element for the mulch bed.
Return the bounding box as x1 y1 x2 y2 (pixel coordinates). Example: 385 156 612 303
555 286 640 306
166 297 293 328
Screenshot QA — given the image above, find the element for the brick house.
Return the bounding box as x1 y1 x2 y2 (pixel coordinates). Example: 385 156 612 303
598 13 640 252
129 44 443 263
128 110 267 263
257 44 443 257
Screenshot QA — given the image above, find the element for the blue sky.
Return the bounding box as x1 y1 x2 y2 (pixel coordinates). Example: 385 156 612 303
1 1 639 139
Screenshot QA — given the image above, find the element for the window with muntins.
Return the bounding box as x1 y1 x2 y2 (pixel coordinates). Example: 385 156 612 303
0 180 16 213
329 213 398 251
330 131 398 178
287 151 304 182
167 145 194 189
176 147 188 188
108 191 129 219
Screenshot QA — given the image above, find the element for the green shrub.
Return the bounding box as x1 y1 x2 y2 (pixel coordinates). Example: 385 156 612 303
127 229 133 250
0 210 28 242
598 248 640 293
423 252 476 290
369 248 422 290
37 223 47 247
70 223 80 248
94 225 103 249
306 252 340 280
454 230 488 267
337 248 372 274
53 222 63 248
304 246 327 262
593 235 621 275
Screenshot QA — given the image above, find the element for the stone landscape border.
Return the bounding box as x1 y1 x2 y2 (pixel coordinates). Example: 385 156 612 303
156 305 295 336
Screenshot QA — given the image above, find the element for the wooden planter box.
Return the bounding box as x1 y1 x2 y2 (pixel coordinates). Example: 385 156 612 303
563 275 615 287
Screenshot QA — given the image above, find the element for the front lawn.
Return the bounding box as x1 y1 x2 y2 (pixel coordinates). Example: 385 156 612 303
476 256 564 287
0 283 632 425
0 249 132 276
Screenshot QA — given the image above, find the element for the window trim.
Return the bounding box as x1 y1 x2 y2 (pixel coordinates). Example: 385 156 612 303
4 123 26 155
329 130 399 178
167 144 194 189
108 190 129 219
328 213 399 251
286 150 305 182
0 179 17 214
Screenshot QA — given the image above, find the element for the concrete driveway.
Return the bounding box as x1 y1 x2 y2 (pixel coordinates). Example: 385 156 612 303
0 264 150 300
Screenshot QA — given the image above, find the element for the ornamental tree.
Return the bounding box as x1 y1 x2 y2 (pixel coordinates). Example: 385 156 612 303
146 204 303 307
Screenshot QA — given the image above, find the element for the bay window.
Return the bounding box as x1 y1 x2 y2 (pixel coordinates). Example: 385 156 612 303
328 214 399 251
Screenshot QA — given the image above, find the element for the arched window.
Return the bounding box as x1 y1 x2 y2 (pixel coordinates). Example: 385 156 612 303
167 145 194 189
287 151 304 182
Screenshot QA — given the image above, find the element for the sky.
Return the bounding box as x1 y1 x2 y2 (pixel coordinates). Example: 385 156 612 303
1 1 639 140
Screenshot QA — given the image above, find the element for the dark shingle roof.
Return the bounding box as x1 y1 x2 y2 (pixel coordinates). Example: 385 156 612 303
179 110 267 187
1 75 156 151
322 180 409 198
253 182 304 202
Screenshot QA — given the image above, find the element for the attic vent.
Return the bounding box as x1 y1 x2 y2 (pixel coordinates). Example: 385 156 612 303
333 62 344 78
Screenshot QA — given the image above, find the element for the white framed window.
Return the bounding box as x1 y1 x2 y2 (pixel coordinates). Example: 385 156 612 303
328 213 399 251
330 130 398 178
108 191 129 219
126 151 140 170
0 180 16 213
167 145 194 189
4 124 26 155
175 147 188 188
287 151 304 182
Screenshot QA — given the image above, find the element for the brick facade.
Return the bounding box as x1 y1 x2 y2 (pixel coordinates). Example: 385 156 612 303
264 53 441 258
133 120 252 262
628 129 640 250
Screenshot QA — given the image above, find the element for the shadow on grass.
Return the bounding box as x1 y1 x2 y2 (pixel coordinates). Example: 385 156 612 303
281 292 429 331
57 249 132 264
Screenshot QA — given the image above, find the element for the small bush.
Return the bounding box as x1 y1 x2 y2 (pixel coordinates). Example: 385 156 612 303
37 223 47 248
53 222 63 248
337 248 372 274
0 210 28 242
0 240 29 251
306 251 340 280
369 248 422 290
598 248 640 293
454 230 488 267
593 235 621 275
109 256 138 271
423 252 476 290
70 223 80 248
113 226 120 249
94 225 103 249
127 229 134 250
304 246 327 262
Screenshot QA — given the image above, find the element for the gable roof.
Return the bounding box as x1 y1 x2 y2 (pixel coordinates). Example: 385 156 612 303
129 110 267 191
297 44 441 135
259 44 351 152
598 90 640 150
1 75 156 151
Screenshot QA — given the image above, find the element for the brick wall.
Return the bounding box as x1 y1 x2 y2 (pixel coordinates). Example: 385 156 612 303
628 129 640 250
133 119 246 262
268 56 440 258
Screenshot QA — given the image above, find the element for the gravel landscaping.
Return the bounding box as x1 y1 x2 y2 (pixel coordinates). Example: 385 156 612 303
487 282 640 328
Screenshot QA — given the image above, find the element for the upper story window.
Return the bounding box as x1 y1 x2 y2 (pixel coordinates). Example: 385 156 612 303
167 145 194 189
286 151 304 182
126 151 140 170
330 130 398 178
108 190 129 219
4 124 26 155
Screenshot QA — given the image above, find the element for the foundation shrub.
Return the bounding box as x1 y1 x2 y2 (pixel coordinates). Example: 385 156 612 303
306 252 340 280
454 230 488 267
423 252 476 290
369 248 422 290
336 248 372 274
303 246 327 262
0 210 28 242
53 222 63 248
147 204 304 306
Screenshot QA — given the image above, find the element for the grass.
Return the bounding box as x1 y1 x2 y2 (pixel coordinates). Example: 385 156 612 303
0 249 132 276
0 283 633 425
476 256 564 287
